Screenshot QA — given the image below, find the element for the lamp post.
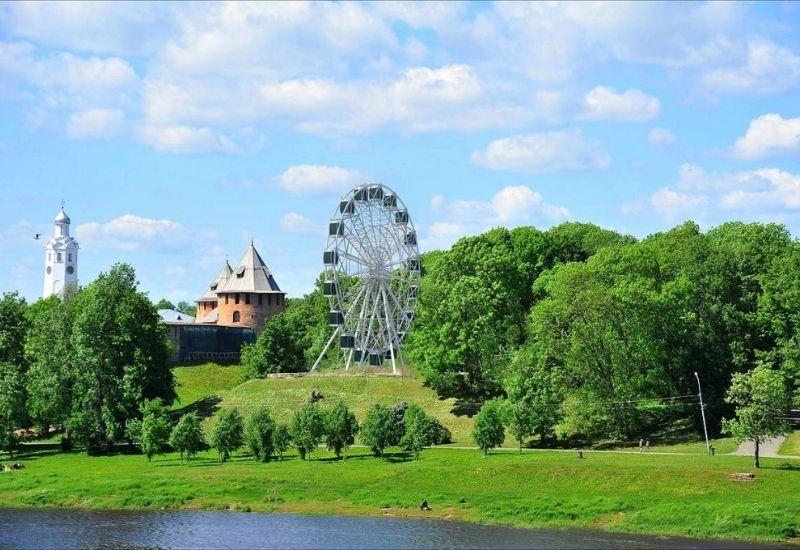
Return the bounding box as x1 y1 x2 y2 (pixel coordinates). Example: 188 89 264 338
694 371 711 455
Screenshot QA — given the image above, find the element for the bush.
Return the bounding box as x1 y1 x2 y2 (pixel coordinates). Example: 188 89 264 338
324 402 359 459
210 408 244 463
473 399 505 455
360 404 402 457
400 405 442 459
139 399 171 462
245 407 275 462
273 424 291 460
169 412 207 463
290 402 324 461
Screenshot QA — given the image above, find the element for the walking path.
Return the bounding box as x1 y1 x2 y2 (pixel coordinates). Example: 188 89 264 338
731 436 786 458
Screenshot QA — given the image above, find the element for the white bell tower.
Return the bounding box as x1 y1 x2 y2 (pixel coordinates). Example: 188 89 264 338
43 201 79 298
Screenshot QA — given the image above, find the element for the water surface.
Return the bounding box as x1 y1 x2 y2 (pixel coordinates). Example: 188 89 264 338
0 508 780 549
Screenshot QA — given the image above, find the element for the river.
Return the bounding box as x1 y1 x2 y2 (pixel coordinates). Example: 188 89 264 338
0 508 781 549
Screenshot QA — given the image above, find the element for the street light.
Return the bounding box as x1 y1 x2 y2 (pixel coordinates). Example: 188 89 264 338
694 371 711 455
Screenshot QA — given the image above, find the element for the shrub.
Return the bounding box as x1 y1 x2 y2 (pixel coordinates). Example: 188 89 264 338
139 399 171 462
400 404 450 459
245 406 276 462
360 403 402 457
324 402 359 460
210 408 245 463
290 402 324 461
273 424 291 460
169 412 207 463
473 399 505 455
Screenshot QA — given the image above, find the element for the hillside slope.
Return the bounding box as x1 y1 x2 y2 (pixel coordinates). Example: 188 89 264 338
173 363 476 445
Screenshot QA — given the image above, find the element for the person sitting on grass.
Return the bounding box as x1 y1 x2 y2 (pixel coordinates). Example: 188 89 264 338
420 499 432 511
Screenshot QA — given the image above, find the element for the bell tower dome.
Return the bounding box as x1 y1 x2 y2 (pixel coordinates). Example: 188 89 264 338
43 201 79 298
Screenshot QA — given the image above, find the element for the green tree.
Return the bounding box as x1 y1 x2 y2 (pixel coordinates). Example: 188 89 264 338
138 399 171 462
272 424 291 460
324 401 359 459
169 412 207 464
0 292 28 458
473 399 505 455
210 408 244 463
360 403 402 457
290 402 324 460
24 295 75 436
723 365 791 468
176 301 196 316
504 348 562 451
242 312 307 377
245 406 276 462
400 404 444 459
69 264 175 452
154 299 176 311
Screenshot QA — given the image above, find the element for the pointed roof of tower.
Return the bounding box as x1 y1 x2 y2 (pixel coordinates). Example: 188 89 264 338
217 242 282 294
197 260 233 302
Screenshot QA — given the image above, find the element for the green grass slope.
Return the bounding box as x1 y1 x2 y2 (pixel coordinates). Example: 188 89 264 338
218 371 476 445
2 447 799 542
172 363 247 409
781 430 800 456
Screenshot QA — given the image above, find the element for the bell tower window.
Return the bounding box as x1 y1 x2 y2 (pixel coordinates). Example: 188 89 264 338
233 311 240 323
57 252 62 262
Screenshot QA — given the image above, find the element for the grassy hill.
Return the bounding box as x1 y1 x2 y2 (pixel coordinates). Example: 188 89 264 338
172 363 247 409
173 363 477 445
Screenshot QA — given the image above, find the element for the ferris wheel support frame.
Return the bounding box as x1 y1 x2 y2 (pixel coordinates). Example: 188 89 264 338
310 183 419 375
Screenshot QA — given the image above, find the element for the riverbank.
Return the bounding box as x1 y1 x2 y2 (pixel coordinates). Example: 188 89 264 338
1 446 798 544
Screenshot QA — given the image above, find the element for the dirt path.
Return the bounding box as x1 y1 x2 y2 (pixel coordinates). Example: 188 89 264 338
731 436 786 458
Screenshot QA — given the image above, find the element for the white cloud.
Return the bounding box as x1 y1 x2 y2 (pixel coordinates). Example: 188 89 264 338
420 222 467 251
280 212 320 236
648 127 676 147
160 2 395 78
580 86 660 122
429 194 444 211
0 41 138 107
421 185 571 250
278 165 364 195
650 188 708 219
702 39 800 95
136 125 239 154
67 108 124 139
731 114 800 160
1 2 177 56
647 163 800 222
471 129 611 173
75 214 191 252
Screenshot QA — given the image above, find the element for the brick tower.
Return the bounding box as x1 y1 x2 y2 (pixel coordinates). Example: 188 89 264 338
195 260 232 322
214 241 285 332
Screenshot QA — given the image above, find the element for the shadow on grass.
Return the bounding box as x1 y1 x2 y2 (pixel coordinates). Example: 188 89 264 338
450 399 481 418
775 462 800 471
171 395 222 421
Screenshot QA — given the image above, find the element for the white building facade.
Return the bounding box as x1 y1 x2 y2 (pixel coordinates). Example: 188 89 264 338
43 204 79 298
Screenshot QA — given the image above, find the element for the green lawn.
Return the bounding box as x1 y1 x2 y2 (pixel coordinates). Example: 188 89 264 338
1 446 798 543
781 430 800 457
172 363 247 409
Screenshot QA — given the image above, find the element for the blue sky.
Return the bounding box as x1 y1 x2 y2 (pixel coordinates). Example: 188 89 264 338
2 1 800 303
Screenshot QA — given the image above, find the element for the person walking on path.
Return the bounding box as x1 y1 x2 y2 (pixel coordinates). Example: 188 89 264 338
639 438 644 452
645 440 650 452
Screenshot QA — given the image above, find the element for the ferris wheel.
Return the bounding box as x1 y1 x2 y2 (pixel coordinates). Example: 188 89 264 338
311 184 420 374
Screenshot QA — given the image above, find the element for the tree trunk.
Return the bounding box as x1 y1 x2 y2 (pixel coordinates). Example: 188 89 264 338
754 439 760 469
